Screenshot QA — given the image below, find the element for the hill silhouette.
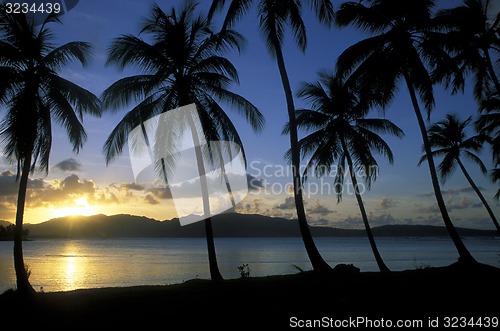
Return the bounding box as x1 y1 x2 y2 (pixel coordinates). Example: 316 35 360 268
21 213 497 238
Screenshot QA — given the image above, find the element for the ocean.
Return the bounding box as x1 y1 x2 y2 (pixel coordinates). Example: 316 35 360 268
0 236 498 293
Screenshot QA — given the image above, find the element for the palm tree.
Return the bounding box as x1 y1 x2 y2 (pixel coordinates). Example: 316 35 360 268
102 2 264 281
477 93 500 200
285 71 404 273
335 0 477 264
0 10 101 294
419 114 499 235
432 0 500 100
209 0 335 272
434 0 500 203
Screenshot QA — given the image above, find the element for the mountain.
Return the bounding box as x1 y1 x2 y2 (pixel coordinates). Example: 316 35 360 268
23 213 498 238
0 220 13 227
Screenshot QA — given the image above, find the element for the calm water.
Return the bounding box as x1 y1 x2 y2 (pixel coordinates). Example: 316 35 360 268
0 237 498 293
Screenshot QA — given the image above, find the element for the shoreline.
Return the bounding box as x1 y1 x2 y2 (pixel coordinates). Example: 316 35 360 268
1 262 499 328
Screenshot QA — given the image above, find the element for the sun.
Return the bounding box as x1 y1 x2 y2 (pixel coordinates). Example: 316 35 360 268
51 197 96 219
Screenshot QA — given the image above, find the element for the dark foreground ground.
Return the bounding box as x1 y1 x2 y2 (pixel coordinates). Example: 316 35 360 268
1 262 499 329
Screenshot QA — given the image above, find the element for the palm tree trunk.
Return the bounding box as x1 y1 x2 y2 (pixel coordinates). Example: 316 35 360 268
186 111 223 281
140 122 175 202
456 158 500 235
14 154 36 295
342 143 390 273
213 141 236 208
403 73 476 264
271 38 331 273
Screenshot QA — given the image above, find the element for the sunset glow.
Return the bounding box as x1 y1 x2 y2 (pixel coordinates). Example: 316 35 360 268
51 197 96 219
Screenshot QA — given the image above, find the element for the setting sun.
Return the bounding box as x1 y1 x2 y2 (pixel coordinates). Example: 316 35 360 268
51 197 96 219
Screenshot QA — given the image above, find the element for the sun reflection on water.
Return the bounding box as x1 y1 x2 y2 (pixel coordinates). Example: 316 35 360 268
60 241 86 291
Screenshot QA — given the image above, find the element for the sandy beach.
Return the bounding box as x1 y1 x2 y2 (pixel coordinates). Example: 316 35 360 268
1 262 499 329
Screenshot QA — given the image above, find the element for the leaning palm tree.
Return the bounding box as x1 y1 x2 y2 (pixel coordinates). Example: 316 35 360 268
209 0 334 272
284 71 404 273
419 114 500 234
432 0 500 100
434 0 500 203
492 168 500 200
0 10 101 294
102 2 264 281
335 0 477 264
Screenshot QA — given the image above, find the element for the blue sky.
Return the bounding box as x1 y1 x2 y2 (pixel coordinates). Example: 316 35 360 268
0 0 498 229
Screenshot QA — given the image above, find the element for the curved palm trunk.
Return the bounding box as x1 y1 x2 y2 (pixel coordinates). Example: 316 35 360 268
456 158 500 235
213 142 236 208
272 37 331 272
186 112 223 281
342 144 390 273
14 154 36 295
403 73 476 264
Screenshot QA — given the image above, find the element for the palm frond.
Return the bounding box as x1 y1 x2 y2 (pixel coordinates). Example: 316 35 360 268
44 42 93 70
101 75 164 111
46 74 102 119
106 34 164 72
103 1 261 168
287 1 307 52
103 93 169 164
335 1 389 33
437 152 458 183
306 0 335 27
44 86 87 153
463 150 488 175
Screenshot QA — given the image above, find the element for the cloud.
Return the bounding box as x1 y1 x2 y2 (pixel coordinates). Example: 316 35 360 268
144 194 159 205
414 203 439 213
332 215 363 228
416 187 477 198
28 178 45 189
54 158 82 172
119 183 146 191
308 199 334 216
378 198 397 210
451 196 482 210
247 174 265 191
60 174 96 194
0 173 131 212
414 196 482 213
0 201 16 220
143 173 250 200
147 187 172 200
24 174 97 208
235 198 270 215
0 171 19 196
274 196 295 210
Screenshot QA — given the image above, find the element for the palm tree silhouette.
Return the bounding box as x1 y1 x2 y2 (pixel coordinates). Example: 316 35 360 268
419 114 499 235
0 10 102 294
434 0 500 207
432 0 500 100
284 71 404 273
335 0 477 264
477 94 500 200
209 0 334 272
102 2 264 281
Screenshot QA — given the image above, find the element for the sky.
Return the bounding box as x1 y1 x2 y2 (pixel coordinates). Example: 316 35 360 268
0 0 499 229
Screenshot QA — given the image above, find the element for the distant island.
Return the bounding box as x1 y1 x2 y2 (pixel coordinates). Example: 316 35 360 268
0 213 496 239
0 222 29 241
